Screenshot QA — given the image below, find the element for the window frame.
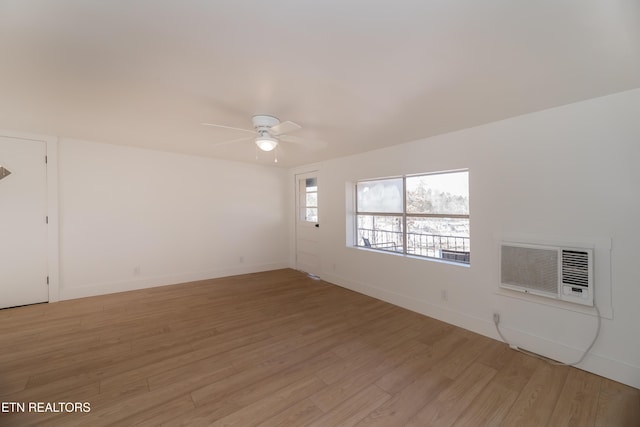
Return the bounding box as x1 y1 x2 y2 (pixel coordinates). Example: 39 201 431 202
355 170 470 264
299 176 318 223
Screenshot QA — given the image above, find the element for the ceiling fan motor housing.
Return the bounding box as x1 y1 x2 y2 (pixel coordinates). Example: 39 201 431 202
252 115 280 132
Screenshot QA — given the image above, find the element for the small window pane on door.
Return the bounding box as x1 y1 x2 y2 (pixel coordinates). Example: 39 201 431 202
306 208 318 222
299 176 318 223
306 177 317 191
306 192 317 207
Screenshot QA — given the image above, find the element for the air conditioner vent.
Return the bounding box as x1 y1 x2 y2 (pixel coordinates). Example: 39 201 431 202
562 250 589 288
501 245 558 295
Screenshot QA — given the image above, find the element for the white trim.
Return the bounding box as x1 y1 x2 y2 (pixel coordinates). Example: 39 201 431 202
46 138 60 302
289 162 323 176
0 129 60 303
321 271 640 390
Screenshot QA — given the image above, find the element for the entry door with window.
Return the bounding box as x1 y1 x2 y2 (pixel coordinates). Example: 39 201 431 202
0 136 49 309
295 172 321 277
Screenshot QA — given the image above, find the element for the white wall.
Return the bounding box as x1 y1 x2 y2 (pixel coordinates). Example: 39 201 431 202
59 138 289 299
305 88 640 388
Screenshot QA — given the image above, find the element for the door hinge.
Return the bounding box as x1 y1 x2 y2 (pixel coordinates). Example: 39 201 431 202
45 155 48 164
46 276 49 285
46 216 49 224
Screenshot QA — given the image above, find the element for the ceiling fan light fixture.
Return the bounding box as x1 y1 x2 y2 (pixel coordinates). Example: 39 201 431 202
255 135 278 151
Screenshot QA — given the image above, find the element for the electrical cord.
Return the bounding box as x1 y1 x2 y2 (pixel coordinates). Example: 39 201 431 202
493 303 601 367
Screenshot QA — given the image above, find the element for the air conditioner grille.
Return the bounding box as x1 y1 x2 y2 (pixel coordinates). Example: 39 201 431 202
562 250 590 287
501 245 558 294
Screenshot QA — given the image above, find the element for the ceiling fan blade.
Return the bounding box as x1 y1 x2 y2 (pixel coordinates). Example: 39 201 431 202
270 120 301 136
280 134 327 150
201 123 255 134
210 136 254 146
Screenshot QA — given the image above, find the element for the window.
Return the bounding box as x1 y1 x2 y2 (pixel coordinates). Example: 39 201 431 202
356 170 470 264
299 177 318 222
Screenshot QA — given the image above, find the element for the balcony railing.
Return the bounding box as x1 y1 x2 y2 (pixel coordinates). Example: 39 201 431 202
357 227 470 263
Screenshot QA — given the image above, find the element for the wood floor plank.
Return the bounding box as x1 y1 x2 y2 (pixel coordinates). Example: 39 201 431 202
255 398 324 427
548 368 603 426
499 362 570 427
310 339 429 412
374 331 467 394
355 370 452 426
437 332 495 380
0 269 635 426
209 375 325 427
406 362 497 427
1 372 99 403
0 372 30 396
119 394 196 427
317 326 424 386
451 381 519 427
220 351 340 408
307 384 391 427
190 341 347 407
102 329 270 392
595 378 640 427
490 349 543 393
146 359 238 392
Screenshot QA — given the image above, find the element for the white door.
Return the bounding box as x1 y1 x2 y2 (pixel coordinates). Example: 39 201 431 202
0 136 49 308
295 172 321 277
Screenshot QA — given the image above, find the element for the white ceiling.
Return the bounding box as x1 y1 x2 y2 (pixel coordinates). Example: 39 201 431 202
1 1 639 167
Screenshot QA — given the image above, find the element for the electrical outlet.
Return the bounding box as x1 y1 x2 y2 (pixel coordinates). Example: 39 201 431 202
493 312 500 324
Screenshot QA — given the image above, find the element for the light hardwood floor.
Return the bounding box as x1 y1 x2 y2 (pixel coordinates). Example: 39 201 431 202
0 269 638 426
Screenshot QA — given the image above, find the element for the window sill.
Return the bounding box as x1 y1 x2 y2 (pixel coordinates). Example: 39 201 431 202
350 245 470 267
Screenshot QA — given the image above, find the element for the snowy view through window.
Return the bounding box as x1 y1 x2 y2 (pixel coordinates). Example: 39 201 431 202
356 171 470 263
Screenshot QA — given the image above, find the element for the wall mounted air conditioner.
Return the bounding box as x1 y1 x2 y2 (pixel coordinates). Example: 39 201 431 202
500 242 593 306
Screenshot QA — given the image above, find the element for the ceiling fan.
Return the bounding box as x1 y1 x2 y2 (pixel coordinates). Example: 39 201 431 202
202 115 317 162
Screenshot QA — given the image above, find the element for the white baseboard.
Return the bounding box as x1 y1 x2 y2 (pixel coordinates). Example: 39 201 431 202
59 262 289 301
320 272 640 390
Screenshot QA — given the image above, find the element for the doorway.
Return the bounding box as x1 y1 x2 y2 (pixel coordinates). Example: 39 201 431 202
295 172 320 277
0 136 49 308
